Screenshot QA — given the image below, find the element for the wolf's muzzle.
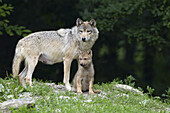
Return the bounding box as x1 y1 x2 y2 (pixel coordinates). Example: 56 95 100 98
82 38 86 42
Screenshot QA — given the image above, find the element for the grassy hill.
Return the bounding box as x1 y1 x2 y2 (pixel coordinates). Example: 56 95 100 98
0 75 169 113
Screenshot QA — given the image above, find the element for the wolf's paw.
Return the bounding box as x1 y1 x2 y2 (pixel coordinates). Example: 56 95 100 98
89 91 94 95
77 91 83 94
65 84 71 91
63 78 66 83
26 78 32 86
13 75 17 78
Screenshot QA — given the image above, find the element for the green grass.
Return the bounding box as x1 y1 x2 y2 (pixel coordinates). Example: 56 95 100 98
0 75 170 113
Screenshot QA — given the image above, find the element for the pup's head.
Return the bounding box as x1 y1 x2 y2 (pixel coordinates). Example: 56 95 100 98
78 50 92 67
76 18 96 42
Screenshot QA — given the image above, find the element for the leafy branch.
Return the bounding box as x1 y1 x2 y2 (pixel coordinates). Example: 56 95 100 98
0 1 31 37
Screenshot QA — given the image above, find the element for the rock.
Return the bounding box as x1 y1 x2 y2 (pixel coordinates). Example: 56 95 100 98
44 83 66 91
166 107 170 112
0 97 38 113
115 84 143 95
18 92 33 98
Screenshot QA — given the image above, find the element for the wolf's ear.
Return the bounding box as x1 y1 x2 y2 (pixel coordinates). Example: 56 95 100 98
87 50 92 55
78 50 82 54
89 19 96 27
76 18 83 26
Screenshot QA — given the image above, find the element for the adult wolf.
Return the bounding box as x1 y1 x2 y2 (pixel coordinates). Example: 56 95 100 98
12 18 99 90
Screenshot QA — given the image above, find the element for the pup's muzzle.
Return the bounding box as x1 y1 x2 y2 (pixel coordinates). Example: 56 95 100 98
80 63 86 66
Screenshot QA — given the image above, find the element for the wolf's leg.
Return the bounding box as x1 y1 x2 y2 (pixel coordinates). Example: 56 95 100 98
63 58 72 91
89 77 94 94
19 63 28 87
25 56 39 86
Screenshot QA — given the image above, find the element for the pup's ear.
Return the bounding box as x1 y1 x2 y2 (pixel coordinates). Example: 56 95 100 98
76 18 83 26
87 50 92 55
89 19 96 27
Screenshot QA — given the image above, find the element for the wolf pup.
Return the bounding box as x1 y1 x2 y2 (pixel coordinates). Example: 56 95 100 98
12 18 99 90
73 50 100 94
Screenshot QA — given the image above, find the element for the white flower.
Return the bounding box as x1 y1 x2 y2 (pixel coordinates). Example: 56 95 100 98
59 96 70 99
84 99 92 102
139 99 148 106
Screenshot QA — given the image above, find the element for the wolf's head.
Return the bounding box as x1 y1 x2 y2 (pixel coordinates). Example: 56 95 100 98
76 18 97 42
78 50 92 67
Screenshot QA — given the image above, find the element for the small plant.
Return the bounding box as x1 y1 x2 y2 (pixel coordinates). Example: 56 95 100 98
146 86 155 97
162 88 170 104
124 75 136 87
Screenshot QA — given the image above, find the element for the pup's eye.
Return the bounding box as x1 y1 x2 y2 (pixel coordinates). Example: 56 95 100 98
84 58 87 60
80 58 82 60
87 30 92 34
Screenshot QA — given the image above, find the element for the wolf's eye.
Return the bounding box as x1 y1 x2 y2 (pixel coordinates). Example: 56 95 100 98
87 30 92 34
79 30 83 33
80 58 82 60
84 58 87 60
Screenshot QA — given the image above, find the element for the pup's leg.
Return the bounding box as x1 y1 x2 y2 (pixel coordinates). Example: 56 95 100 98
19 63 28 87
25 56 39 86
89 77 94 94
63 58 72 91
77 76 82 94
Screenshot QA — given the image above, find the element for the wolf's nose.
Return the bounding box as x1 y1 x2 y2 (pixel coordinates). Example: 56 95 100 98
82 38 86 42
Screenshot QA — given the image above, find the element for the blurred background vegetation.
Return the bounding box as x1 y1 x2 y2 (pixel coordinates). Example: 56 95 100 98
0 0 169 96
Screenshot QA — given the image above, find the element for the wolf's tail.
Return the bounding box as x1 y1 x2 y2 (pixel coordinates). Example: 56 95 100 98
12 53 23 78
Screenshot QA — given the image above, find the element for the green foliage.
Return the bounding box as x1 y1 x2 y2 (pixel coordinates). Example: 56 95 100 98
0 74 25 102
28 79 53 97
10 105 37 113
79 0 169 48
9 78 170 112
0 1 31 37
0 77 169 112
